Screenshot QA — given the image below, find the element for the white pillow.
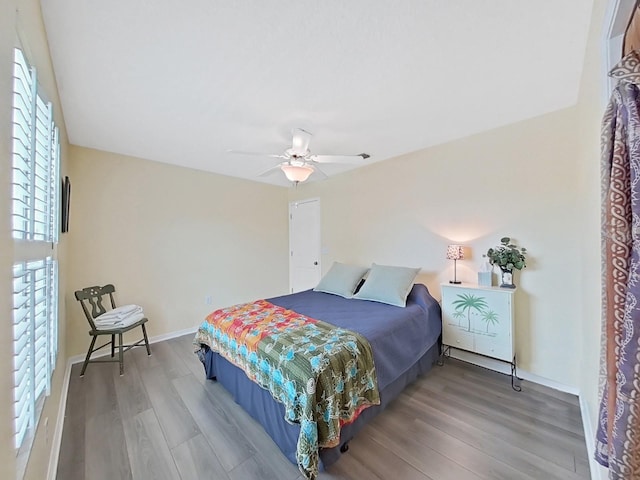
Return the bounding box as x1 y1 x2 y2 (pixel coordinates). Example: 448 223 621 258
314 262 369 298
353 263 420 307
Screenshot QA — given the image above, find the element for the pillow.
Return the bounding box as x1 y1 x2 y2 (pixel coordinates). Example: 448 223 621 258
314 262 369 298
353 263 420 307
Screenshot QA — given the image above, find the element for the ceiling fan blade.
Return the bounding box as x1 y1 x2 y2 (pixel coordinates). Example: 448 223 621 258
227 149 286 159
309 153 370 164
311 165 328 179
257 164 284 177
291 128 312 155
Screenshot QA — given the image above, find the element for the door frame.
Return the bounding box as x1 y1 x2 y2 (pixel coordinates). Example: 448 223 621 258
602 0 636 102
288 197 322 293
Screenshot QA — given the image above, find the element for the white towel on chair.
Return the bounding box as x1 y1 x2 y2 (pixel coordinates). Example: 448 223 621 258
94 304 144 329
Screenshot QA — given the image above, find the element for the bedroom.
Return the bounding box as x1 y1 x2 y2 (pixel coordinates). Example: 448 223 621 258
0 0 615 479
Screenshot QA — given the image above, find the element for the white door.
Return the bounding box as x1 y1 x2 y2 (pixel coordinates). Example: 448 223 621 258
289 199 321 293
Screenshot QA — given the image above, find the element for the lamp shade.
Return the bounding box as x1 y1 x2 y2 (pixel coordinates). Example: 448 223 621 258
446 244 464 260
281 164 314 182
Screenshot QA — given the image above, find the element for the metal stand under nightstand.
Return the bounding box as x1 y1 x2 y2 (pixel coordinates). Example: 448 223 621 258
440 344 522 392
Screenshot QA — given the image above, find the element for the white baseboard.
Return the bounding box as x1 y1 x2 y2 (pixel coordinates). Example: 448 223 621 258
148 325 198 345
67 325 198 365
46 356 73 480
48 325 199 478
579 395 608 480
445 349 579 394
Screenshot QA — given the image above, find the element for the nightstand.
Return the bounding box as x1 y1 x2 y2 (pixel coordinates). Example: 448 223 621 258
440 282 521 391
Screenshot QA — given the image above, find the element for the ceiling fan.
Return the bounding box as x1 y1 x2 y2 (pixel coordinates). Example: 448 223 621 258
229 128 370 184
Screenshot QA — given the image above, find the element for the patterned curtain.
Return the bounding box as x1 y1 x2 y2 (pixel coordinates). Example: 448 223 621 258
596 50 640 479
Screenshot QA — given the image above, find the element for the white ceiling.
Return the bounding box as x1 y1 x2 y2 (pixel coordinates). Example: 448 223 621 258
40 1 594 187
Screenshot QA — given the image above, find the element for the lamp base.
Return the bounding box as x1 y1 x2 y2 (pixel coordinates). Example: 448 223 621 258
449 280 461 284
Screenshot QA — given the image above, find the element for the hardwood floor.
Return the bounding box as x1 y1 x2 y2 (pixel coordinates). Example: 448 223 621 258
56 334 590 480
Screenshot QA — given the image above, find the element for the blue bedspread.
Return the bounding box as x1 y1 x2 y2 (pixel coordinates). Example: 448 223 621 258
197 283 442 471
268 283 442 391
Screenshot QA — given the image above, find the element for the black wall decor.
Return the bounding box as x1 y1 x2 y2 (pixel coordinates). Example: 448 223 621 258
61 176 70 233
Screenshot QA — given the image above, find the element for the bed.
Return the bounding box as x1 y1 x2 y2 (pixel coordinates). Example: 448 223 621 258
193 283 442 479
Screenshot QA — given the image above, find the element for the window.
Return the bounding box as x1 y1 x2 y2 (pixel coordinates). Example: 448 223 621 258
11 47 60 453
12 48 59 243
12 259 58 448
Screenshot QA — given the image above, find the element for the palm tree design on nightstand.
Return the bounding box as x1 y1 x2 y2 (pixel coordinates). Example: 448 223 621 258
452 294 488 332
452 309 465 327
450 293 502 335
480 309 499 333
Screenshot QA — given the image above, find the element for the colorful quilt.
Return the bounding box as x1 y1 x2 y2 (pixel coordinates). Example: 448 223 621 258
193 299 380 479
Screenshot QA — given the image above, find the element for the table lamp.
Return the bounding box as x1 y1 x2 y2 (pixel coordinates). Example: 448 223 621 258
446 244 464 284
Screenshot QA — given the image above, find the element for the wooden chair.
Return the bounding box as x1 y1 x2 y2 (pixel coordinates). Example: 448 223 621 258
75 284 151 376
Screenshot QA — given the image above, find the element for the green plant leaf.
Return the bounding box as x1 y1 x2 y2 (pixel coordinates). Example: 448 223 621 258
485 236 527 270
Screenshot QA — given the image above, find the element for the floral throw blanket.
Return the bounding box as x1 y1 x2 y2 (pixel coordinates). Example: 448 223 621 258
193 299 380 479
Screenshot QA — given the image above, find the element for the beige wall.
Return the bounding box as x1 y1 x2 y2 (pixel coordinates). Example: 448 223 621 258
2 0 72 479
576 0 608 471
66 146 290 357
290 105 585 387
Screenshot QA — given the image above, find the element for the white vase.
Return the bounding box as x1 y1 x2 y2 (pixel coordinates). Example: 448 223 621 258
500 268 515 288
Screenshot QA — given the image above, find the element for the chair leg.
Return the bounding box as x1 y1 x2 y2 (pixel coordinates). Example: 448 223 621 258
111 334 115 357
80 335 97 377
141 323 151 356
118 333 124 376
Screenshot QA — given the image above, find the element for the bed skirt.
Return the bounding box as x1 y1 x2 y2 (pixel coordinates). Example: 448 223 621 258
199 340 441 470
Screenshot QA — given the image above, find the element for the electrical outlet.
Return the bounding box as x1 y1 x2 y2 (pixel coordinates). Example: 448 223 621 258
205 295 213 305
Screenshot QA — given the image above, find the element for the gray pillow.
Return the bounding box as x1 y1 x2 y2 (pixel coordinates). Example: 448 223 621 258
353 263 420 307
314 262 369 298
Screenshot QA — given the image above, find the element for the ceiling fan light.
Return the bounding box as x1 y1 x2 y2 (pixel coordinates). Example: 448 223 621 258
281 164 314 182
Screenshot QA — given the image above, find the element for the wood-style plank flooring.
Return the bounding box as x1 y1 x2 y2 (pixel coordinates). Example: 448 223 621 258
56 334 590 480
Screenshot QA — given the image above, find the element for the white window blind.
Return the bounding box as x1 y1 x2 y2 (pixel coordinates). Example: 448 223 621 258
12 259 57 449
12 47 59 243
11 46 60 453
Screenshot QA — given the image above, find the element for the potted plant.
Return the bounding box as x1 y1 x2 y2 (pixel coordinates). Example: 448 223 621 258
484 237 527 288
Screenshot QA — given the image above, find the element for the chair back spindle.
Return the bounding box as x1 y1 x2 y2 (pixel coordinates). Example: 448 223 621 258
75 284 117 331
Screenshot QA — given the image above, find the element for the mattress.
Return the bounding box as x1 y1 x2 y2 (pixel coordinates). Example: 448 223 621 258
196 284 442 477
